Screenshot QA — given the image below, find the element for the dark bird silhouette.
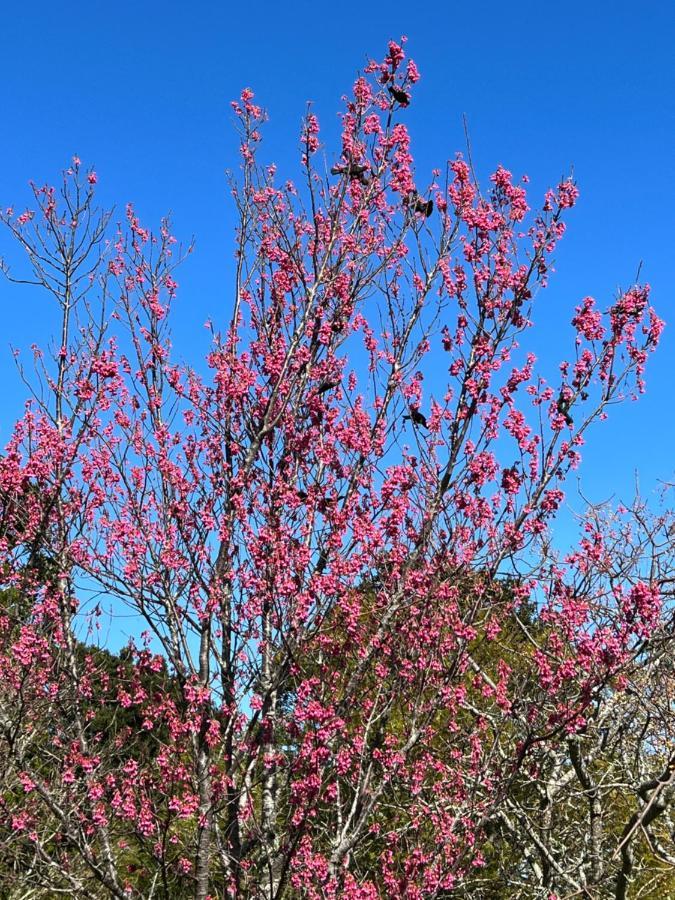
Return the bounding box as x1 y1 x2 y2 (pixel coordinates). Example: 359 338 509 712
330 162 370 186
556 395 573 426
403 408 428 428
405 192 434 217
388 86 410 106
317 493 346 514
416 198 434 217
316 379 340 395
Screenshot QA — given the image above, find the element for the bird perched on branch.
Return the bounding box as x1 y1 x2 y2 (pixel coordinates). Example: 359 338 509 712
330 162 370 186
388 85 410 106
404 191 434 218
316 379 340 395
556 394 573 426
403 407 428 428
419 198 434 217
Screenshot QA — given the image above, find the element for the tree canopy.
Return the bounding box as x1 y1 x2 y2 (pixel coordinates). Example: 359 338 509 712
0 40 672 900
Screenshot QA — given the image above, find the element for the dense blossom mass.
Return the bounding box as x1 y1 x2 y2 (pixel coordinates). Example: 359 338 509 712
0 40 670 900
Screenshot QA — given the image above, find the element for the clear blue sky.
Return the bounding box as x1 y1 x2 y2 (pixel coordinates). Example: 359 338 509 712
1 0 674 520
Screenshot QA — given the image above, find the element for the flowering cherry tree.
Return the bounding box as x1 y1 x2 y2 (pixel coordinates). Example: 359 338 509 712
0 41 667 899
